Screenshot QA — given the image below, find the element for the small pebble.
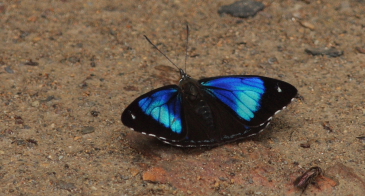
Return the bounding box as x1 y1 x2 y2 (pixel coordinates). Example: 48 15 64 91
31 101 40 107
124 86 139 91
218 0 265 18
268 57 278 64
356 136 365 141
68 56 80 63
80 126 95 134
5 66 14 73
299 20 315 30
90 110 100 117
57 180 77 191
300 143 311 148
24 60 39 66
305 47 344 57
355 46 365 54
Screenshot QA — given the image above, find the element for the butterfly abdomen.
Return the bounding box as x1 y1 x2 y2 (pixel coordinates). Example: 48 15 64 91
194 100 214 128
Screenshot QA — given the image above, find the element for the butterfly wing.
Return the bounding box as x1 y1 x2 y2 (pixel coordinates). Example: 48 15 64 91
121 85 187 141
200 75 298 126
161 75 297 147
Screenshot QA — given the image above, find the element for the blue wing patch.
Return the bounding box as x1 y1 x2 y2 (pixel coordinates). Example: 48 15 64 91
201 77 265 121
138 89 183 134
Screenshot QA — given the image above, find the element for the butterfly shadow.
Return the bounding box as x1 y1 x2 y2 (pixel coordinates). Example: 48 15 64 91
124 117 296 161
125 132 215 159
258 115 299 143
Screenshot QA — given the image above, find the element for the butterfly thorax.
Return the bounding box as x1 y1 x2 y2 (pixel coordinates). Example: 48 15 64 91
179 76 215 129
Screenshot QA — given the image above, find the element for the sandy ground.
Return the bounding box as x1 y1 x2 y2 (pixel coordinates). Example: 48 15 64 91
1 0 365 195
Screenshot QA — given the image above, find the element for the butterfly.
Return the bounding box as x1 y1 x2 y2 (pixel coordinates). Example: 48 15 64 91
121 31 298 147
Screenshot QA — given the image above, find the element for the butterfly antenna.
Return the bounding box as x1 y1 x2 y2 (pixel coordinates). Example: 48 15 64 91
143 35 181 72
184 24 189 75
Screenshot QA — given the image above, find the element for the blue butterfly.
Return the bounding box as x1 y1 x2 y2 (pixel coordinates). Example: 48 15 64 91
122 34 297 147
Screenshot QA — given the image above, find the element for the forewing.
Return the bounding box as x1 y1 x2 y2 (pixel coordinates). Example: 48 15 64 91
121 85 186 141
200 76 297 126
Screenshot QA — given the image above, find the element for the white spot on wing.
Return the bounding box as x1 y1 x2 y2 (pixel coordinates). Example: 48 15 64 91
131 113 136 120
277 86 282 93
274 110 281 115
162 140 183 147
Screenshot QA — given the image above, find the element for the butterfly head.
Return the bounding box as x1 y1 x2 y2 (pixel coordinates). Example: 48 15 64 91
179 73 202 102
179 68 190 80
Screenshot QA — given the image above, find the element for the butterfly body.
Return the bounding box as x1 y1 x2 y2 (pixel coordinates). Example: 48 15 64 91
122 69 297 147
